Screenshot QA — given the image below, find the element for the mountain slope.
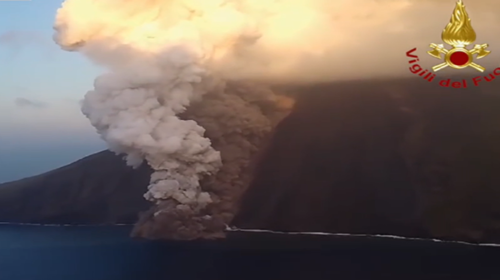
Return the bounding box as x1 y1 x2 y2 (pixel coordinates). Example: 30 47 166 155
232 78 500 243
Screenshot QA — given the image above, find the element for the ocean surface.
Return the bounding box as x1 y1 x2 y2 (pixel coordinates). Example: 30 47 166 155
0 224 164 280
1 224 500 280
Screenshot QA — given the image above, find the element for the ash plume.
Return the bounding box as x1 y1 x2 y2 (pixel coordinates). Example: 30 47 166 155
52 0 500 238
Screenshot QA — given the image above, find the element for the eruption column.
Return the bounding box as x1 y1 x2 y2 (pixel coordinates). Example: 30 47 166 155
52 0 487 239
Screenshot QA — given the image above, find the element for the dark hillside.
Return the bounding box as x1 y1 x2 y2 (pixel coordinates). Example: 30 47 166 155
0 151 152 224
233 77 500 243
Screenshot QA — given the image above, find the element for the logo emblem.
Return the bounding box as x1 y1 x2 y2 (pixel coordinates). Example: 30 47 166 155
427 0 490 72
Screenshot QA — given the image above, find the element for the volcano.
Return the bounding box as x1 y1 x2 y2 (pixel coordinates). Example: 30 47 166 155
2 77 500 243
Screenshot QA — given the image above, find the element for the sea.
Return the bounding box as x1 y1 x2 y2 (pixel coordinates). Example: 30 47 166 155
1 224 500 280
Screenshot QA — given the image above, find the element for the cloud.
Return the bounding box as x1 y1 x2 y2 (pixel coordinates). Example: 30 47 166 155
0 30 56 59
60 98 83 105
0 30 47 46
14 97 48 108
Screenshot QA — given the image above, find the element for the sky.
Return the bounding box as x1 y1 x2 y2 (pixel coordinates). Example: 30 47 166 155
0 0 106 183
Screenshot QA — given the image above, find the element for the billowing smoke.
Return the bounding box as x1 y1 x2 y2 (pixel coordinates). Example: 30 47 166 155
53 0 500 238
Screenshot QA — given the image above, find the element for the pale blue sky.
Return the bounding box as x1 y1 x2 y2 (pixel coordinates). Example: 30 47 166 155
0 0 106 183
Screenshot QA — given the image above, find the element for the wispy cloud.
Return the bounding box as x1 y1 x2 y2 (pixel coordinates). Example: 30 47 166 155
14 97 48 108
0 30 48 45
0 30 55 59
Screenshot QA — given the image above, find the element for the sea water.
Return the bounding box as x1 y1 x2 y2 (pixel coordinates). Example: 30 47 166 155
1 224 500 280
0 224 164 280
